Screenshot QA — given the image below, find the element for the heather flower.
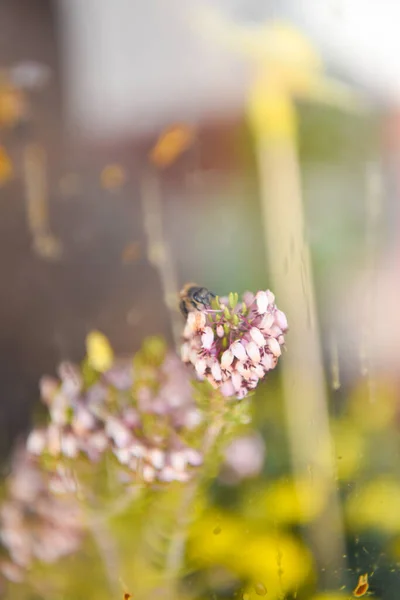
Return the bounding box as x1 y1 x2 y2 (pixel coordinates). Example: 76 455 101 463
220 432 266 484
0 447 84 583
181 290 288 399
27 336 203 485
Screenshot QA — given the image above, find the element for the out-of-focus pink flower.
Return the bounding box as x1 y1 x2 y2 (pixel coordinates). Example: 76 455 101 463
181 290 288 399
220 432 266 484
0 448 84 583
27 343 204 485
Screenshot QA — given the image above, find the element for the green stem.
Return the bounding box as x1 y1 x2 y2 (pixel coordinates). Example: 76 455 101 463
163 402 227 599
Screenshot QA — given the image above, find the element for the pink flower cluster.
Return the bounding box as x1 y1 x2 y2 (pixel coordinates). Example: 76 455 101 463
181 290 288 399
0 448 83 584
26 350 203 485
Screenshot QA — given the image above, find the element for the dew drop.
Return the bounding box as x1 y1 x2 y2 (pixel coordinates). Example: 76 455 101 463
254 582 267 596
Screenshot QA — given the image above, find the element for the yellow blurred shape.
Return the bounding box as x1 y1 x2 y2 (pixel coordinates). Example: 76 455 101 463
195 10 321 70
233 532 312 594
346 477 400 533
189 510 312 597
0 145 13 184
149 124 195 168
244 477 327 525
240 22 321 142
248 81 297 141
100 164 126 191
331 418 365 481
0 83 27 128
32 232 62 261
348 379 397 432
86 330 114 373
195 7 364 142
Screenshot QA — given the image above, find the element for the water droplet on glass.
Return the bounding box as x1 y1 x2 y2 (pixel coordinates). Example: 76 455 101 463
254 582 267 596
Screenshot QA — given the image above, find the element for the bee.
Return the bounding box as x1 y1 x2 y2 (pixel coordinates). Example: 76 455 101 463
179 283 216 317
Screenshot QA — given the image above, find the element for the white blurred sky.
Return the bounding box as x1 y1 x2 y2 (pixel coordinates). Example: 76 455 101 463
57 0 400 139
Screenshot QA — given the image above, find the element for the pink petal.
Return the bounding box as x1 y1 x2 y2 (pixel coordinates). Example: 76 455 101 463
105 418 132 448
275 309 288 331
205 374 219 389
247 377 259 389
221 349 234 369
174 471 190 482
262 354 274 370
243 291 255 307
246 341 261 363
216 324 225 338
27 429 47 455
181 342 190 362
201 326 214 350
231 341 247 361
190 348 200 365
259 313 275 332
195 358 207 377
211 361 222 381
231 371 243 392
183 322 194 338
250 327 266 347
184 408 203 429
113 447 130 465
170 451 187 472
61 433 79 458
185 448 203 466
148 448 165 470
253 364 265 378
220 380 236 397
256 291 268 314
267 338 282 357
270 325 282 337
73 407 96 433
266 290 275 305
237 362 252 380
159 466 176 482
142 465 156 482
88 431 109 453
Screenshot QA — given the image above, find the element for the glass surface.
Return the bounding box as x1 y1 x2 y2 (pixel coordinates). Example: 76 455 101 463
0 2 399 599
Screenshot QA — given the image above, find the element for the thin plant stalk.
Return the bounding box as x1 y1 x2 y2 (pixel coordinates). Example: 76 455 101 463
140 169 181 348
165 410 226 576
255 136 346 586
22 143 62 260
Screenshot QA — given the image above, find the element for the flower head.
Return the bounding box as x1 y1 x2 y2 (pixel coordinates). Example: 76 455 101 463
27 336 203 485
181 290 288 399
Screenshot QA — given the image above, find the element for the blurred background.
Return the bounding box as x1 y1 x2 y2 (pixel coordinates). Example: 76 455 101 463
2 0 400 598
